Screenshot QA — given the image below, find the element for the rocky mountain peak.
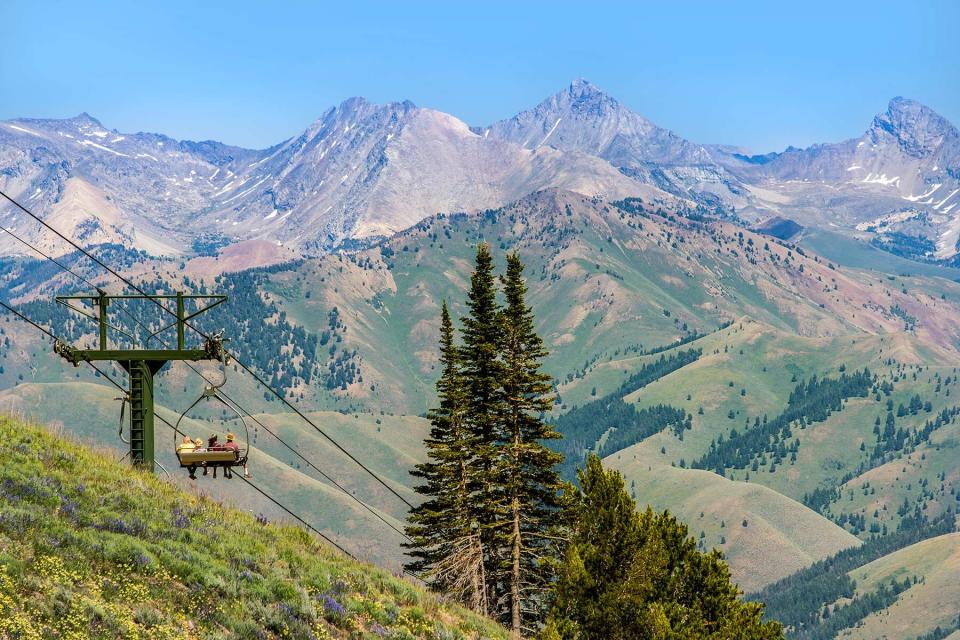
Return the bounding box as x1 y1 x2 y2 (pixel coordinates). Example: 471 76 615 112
476 81 728 202
568 77 597 91
564 78 617 106
306 97 417 135
71 112 104 126
870 97 956 158
481 80 674 155
536 78 633 123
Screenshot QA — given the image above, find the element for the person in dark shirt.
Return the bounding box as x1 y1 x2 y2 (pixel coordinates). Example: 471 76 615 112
204 434 223 478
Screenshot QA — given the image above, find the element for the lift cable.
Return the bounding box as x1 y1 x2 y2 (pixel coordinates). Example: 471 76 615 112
0 220 412 543
194 384 413 541
0 300 359 560
94 366 360 561
0 189 166 310
225 358 415 510
0 187 414 511
0 222 102 292
236 475 357 559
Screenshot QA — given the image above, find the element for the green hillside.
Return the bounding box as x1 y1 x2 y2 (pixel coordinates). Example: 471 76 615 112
245 190 960 414
602 459 860 592
0 414 508 639
841 533 960 639
581 318 960 535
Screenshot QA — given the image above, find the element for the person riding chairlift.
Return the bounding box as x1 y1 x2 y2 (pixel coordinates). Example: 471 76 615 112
177 436 199 479
203 434 224 478
222 432 250 479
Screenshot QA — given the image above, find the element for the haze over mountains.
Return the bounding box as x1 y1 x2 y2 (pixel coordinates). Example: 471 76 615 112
1 80 958 266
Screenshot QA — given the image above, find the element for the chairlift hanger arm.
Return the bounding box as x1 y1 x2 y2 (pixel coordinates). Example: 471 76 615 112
52 291 228 358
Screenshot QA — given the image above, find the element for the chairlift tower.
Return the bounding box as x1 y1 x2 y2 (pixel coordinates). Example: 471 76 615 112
53 291 227 472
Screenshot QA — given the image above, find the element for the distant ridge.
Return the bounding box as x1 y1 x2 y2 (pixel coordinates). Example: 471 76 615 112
1 82 957 262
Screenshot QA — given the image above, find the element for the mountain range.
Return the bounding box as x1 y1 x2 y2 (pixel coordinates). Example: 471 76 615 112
2 81 960 638
2 80 958 266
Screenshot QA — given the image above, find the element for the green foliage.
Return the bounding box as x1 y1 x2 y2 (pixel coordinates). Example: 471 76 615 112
794 578 912 640
404 302 477 602
616 350 702 398
868 405 959 468
460 242 508 618
495 253 566 633
554 403 689 481
869 232 937 264
543 455 783 640
914 618 960 640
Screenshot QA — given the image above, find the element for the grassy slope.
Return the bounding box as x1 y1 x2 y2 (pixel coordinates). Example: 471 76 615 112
841 533 960 639
0 382 428 569
0 415 508 639
835 412 960 537
580 318 960 527
555 311 960 598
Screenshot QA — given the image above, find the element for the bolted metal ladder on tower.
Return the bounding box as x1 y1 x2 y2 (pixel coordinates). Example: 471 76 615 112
54 290 227 471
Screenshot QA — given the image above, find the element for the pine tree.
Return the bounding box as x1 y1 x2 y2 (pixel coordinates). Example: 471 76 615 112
460 242 507 615
495 252 564 634
404 303 483 608
406 246 567 629
544 455 783 640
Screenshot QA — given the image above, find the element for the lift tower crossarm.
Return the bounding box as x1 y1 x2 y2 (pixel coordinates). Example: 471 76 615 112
53 291 228 472
57 348 213 363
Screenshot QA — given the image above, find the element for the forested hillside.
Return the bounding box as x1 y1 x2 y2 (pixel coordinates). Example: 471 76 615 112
2 190 960 637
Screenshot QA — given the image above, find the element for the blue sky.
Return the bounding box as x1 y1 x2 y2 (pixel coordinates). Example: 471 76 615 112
2 1 957 152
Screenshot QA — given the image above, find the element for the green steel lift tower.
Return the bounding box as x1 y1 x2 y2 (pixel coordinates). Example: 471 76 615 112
53 291 227 472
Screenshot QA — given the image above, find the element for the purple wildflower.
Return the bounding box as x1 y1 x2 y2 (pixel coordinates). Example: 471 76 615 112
320 593 347 619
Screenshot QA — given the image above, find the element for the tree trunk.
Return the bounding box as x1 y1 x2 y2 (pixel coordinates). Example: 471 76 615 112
511 496 522 635
478 536 489 617
460 457 488 617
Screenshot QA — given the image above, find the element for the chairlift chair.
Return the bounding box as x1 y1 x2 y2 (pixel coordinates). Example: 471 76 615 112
174 348 250 478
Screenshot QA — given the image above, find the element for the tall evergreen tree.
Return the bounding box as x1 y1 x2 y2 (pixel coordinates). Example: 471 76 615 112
495 253 565 634
460 242 507 615
404 303 483 609
406 246 567 629
544 455 783 640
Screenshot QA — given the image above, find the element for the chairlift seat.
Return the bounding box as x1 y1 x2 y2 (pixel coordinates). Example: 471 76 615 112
174 366 250 476
177 449 242 466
